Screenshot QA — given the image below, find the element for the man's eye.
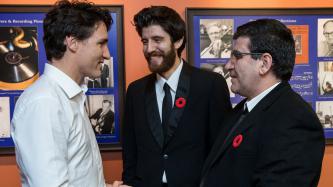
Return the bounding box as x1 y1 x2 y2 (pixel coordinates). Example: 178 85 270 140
231 51 242 59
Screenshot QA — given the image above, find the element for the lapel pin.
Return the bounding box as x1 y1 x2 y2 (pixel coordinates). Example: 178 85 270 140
175 97 186 108
232 134 243 148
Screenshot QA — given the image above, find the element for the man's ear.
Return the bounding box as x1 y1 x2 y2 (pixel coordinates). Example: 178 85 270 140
64 36 79 52
258 53 273 75
174 37 184 50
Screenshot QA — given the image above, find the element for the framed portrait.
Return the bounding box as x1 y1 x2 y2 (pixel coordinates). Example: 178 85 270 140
186 8 333 144
0 5 125 154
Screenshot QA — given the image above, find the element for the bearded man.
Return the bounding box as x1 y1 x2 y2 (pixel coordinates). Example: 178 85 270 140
121 6 232 187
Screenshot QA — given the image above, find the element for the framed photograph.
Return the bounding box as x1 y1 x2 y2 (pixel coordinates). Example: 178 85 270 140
0 5 125 154
186 8 333 144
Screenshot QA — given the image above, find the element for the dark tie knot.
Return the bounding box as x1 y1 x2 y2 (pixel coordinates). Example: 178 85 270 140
163 83 170 92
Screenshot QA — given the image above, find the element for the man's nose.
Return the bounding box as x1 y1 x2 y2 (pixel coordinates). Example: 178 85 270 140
225 58 234 70
103 45 110 60
146 41 157 53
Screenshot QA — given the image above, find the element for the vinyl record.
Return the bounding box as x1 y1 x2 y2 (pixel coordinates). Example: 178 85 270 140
0 48 38 83
0 27 38 83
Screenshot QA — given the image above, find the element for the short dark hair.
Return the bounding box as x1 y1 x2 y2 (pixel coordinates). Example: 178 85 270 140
43 0 112 61
233 19 295 81
133 6 186 57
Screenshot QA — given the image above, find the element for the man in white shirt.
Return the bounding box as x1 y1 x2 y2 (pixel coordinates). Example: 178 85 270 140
201 19 325 187
11 1 126 186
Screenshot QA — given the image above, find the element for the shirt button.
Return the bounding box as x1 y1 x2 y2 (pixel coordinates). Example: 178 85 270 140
163 154 168 159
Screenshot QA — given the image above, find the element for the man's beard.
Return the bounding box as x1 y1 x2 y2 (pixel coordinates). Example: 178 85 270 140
144 46 177 74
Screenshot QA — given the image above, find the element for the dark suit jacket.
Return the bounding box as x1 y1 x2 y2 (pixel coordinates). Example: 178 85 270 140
100 64 109 88
200 82 325 187
90 108 114 134
122 62 232 187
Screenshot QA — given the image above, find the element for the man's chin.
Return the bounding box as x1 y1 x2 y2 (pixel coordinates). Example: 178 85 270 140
230 85 239 94
148 62 162 72
149 65 170 75
149 67 162 74
90 73 102 79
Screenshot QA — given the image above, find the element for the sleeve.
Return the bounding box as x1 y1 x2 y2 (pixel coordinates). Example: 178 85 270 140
208 74 232 147
254 111 325 187
90 109 102 120
11 98 72 187
121 85 138 186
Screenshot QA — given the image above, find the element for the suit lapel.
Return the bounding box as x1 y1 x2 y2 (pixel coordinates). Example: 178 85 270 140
144 74 164 148
202 82 290 178
164 62 192 146
200 105 244 177
202 100 248 176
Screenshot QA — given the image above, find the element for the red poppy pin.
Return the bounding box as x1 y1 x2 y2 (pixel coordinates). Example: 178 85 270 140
175 97 186 108
232 134 243 148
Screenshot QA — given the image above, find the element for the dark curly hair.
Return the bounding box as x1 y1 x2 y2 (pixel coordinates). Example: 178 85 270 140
43 0 112 61
133 6 186 57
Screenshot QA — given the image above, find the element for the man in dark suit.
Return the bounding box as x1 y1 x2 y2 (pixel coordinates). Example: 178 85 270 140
200 19 325 187
122 6 232 187
89 100 115 134
100 62 110 87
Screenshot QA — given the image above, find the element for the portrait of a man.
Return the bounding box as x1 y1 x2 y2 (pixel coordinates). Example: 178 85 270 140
318 19 333 57
200 19 233 59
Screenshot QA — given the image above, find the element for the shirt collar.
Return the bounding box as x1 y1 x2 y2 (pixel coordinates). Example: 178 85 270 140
245 82 280 112
44 63 87 99
156 59 183 93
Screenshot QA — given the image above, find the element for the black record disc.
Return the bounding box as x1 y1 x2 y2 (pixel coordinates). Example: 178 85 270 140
0 27 38 83
0 48 38 83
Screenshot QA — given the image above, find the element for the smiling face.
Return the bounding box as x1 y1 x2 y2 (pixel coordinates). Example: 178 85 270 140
141 25 181 77
207 25 222 42
76 22 110 80
225 37 261 99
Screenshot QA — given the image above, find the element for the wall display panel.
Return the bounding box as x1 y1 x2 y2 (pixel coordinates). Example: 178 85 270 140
0 5 125 153
187 8 333 143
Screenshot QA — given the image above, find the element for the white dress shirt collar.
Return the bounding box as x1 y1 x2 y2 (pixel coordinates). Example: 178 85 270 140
44 63 88 99
245 82 281 112
155 59 183 94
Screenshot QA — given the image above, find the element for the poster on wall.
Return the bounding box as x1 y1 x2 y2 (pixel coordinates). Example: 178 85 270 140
186 8 333 144
0 5 125 153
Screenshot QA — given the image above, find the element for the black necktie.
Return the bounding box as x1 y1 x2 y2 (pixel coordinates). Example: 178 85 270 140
162 83 172 139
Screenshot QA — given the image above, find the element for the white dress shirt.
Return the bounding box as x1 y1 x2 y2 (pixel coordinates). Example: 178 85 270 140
155 59 183 183
245 82 281 112
11 64 105 187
